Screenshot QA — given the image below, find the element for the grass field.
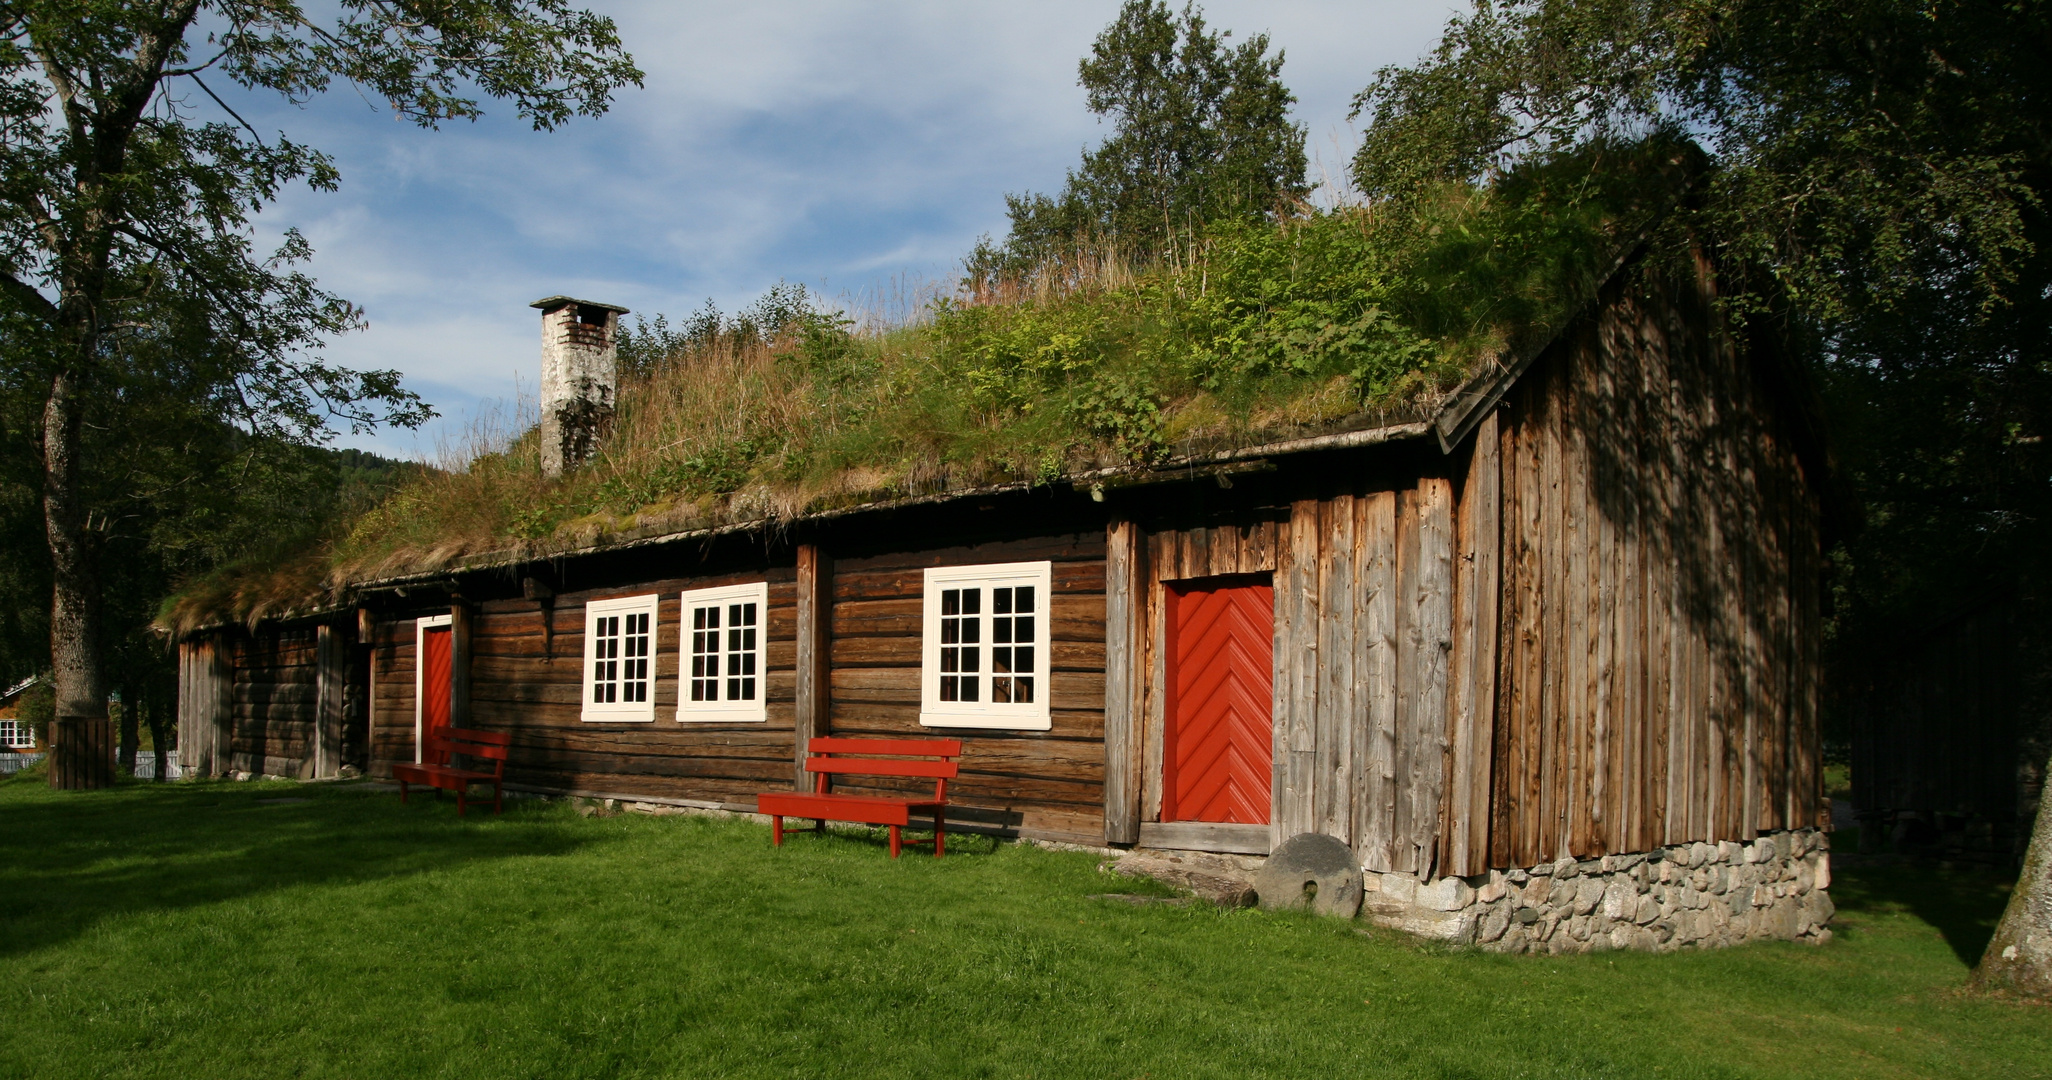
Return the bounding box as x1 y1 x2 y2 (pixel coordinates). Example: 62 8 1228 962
1 776 2045 1080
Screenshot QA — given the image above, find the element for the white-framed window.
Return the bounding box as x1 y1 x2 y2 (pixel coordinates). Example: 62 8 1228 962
920 561 1052 730
583 594 660 723
0 718 32 748
679 581 768 723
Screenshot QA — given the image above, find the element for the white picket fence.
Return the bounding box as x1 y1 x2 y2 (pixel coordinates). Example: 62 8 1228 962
129 751 184 780
0 750 184 778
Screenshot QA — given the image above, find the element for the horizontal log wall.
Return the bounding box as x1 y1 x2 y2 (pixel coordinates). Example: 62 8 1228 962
828 534 1108 844
1482 259 1824 872
371 569 800 804
229 627 319 778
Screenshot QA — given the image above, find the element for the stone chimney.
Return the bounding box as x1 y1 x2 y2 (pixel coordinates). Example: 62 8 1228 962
532 295 630 478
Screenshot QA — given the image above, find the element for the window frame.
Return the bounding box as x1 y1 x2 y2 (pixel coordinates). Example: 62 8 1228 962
920 560 1053 730
0 717 30 749
581 593 661 724
677 581 769 723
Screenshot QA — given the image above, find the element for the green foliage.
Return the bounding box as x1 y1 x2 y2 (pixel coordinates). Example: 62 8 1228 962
13 680 52 743
1349 0 2042 325
1346 0 2052 752
0 1 640 719
974 0 1308 278
285 167 1652 589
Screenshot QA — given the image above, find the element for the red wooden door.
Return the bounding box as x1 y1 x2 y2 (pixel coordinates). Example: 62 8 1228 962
420 626 452 762
1162 576 1274 824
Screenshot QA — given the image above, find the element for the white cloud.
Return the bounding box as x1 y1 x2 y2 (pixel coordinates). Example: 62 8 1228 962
227 1 1456 457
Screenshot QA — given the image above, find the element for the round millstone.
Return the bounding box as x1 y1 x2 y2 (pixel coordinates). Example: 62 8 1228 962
1253 833 1363 918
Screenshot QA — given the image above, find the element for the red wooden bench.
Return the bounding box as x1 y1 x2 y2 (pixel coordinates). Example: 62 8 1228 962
393 727 510 817
758 737 962 858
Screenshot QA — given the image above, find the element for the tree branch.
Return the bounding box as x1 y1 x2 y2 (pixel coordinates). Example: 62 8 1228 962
0 265 59 323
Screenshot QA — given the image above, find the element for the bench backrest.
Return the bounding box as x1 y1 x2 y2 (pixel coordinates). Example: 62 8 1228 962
424 727 510 777
805 737 961 800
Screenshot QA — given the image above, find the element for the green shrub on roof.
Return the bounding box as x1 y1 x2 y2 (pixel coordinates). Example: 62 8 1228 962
159 140 1691 631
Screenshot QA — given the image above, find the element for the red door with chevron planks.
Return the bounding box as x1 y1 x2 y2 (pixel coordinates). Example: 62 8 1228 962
1162 575 1274 824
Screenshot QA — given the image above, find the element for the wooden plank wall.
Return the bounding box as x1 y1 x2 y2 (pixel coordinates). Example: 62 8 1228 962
1482 262 1824 872
229 627 319 778
1127 500 1458 875
828 534 1107 844
370 570 801 804
176 634 231 778
368 615 417 772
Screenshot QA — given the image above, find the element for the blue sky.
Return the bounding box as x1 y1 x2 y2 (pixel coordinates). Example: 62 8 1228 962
225 2 1457 458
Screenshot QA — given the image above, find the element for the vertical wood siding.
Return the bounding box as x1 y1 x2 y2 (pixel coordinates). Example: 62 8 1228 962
1478 263 1824 871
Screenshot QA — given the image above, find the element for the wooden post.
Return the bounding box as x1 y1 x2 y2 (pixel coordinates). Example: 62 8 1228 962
794 544 832 789
449 601 473 729
177 634 231 778
315 623 347 779
1274 499 1321 848
1103 519 1143 844
47 716 114 789
1445 411 1502 878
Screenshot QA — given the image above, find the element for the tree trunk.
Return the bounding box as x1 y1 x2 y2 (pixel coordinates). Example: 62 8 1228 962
146 693 171 782
43 366 112 790
116 697 137 774
1975 747 2052 996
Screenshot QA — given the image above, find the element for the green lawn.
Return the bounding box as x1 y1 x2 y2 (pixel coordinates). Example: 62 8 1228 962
1 777 2044 1080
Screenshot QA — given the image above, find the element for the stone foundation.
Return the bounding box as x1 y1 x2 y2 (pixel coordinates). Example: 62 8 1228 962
1361 828 1834 953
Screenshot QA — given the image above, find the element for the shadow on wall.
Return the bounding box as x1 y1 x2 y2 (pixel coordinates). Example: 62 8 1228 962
1493 249 1823 860
0 779 586 960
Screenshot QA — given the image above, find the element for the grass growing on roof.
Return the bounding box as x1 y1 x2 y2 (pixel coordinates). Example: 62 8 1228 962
159 142 1691 630
0 777 2043 1079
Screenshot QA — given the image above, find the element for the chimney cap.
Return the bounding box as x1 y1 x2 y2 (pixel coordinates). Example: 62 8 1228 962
530 295 631 314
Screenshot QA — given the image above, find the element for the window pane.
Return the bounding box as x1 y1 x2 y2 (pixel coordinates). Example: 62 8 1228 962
1014 586 1034 613
1013 676 1033 703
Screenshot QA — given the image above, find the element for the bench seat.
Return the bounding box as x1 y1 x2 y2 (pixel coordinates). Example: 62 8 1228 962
393 727 509 816
758 738 962 858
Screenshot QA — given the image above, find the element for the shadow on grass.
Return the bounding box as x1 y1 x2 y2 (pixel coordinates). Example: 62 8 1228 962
0 778 588 960
762 820 1008 860
1829 855 2015 966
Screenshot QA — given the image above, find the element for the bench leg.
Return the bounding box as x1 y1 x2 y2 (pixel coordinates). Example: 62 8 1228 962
494 783 502 816
457 788 467 818
773 816 784 846
889 824 901 859
399 780 409 804
934 808 946 859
